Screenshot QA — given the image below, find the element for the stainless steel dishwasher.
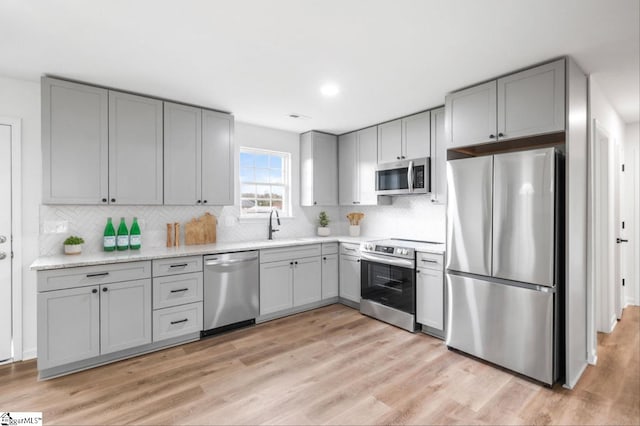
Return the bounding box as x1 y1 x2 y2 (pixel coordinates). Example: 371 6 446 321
202 250 259 336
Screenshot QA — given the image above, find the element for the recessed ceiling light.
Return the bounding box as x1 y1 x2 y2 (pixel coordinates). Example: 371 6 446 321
320 83 340 97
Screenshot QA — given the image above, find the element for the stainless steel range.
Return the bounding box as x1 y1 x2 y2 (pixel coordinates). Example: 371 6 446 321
359 238 443 332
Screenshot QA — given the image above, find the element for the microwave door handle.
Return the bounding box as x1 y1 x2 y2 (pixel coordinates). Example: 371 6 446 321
407 160 414 192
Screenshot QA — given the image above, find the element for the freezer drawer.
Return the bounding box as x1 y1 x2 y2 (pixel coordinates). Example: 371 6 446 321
446 273 555 385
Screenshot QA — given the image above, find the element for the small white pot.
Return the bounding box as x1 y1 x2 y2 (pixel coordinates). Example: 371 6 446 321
64 244 82 255
317 227 331 237
349 225 361 237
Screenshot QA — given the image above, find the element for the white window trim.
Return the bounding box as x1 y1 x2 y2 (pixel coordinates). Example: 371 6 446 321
239 147 292 218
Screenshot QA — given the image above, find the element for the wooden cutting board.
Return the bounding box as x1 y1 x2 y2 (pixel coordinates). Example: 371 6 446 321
185 213 217 245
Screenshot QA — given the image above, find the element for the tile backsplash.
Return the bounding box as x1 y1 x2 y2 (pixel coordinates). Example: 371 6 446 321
39 195 445 255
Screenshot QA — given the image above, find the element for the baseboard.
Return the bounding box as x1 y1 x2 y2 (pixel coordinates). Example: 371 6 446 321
608 314 618 333
22 348 37 361
588 353 598 365
625 297 638 307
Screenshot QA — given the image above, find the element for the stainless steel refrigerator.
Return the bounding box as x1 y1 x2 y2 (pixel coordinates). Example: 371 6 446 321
445 147 563 385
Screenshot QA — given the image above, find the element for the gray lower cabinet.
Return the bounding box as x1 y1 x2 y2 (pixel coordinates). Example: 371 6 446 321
37 285 101 370
321 243 339 299
108 91 164 205
430 107 446 204
164 103 234 205
100 279 152 354
339 243 361 303
416 252 444 336
259 245 323 316
37 261 153 371
42 77 109 204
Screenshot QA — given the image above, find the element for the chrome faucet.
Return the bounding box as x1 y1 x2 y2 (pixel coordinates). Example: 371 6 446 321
268 209 281 240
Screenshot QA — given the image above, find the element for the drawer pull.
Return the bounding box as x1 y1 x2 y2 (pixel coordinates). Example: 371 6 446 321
86 272 109 278
169 263 188 269
344 248 356 252
170 318 188 325
170 288 189 293
421 259 439 263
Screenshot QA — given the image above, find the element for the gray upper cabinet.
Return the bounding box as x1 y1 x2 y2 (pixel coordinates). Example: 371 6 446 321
164 103 234 205
338 131 357 206
430 107 446 204
338 127 380 206
301 131 338 206
497 59 565 140
446 59 566 149
445 80 497 149
164 102 202 205
377 112 430 163
108 91 163 205
202 109 234 205
42 77 109 204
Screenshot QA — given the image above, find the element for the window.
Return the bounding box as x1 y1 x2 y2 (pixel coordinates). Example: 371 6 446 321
240 148 291 217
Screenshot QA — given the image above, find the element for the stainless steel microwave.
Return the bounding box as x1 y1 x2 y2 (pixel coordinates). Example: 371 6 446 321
375 158 429 196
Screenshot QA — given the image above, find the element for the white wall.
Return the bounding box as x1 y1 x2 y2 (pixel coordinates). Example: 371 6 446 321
623 122 639 306
0 76 40 359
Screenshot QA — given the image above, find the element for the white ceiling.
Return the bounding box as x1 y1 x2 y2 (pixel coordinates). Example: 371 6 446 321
1 0 638 134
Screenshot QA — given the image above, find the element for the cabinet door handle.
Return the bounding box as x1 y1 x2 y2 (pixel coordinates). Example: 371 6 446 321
489 134 496 139
323 257 327 261
196 200 201 204
170 318 188 325
344 247 356 252
101 198 107 203
92 288 98 294
357 259 361 263
111 198 116 203
86 272 109 278
498 132 504 138
203 200 208 204
170 288 189 293
421 259 439 263
397 156 401 160
169 263 188 269
294 261 298 265
102 287 108 292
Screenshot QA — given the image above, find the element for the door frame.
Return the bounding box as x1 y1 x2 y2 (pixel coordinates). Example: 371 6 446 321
0 117 23 362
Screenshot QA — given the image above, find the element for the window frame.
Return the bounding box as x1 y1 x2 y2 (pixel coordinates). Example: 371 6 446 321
239 147 292 218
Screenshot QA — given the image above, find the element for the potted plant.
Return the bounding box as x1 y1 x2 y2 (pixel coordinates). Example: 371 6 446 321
63 236 84 255
317 211 331 237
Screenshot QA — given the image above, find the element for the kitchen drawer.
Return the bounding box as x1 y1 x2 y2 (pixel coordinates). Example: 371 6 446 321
152 255 203 277
153 302 203 342
321 242 339 255
153 272 203 309
340 243 360 257
417 252 444 271
38 261 151 292
260 244 321 264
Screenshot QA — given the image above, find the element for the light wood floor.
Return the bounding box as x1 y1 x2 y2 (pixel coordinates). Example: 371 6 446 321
1 304 638 425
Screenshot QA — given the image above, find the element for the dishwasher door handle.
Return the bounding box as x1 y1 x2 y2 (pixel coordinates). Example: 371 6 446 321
205 256 259 267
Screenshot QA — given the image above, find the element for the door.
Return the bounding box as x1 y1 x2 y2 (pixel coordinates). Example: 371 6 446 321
361 256 415 314
403 111 430 160
377 119 402 163
202 110 234 205
446 156 493 276
445 80 497 148
338 132 357 205
260 260 293 315
493 148 556 286
37 286 100 370
164 102 202 205
357 126 379 205
293 257 322 307
312 132 338 206
100 279 152 355
321 254 339 299
416 268 444 331
108 91 163 205
0 124 12 361
430 107 446 203
497 59 565 140
339 255 361 303
42 77 109 204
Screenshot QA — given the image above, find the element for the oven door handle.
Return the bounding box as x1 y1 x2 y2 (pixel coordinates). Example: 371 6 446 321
361 252 415 269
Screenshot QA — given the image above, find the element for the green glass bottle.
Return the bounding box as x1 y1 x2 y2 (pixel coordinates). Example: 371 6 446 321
103 217 116 252
129 217 141 250
116 217 129 251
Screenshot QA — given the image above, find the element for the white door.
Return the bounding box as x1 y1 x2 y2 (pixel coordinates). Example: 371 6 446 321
0 124 12 361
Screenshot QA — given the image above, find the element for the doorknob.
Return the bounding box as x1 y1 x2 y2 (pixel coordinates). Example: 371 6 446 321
0 252 6 260
616 238 629 243
0 235 6 244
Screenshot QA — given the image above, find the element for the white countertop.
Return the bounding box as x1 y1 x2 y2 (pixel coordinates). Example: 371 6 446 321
30 235 382 271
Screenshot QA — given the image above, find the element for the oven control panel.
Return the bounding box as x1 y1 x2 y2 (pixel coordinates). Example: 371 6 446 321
360 242 415 259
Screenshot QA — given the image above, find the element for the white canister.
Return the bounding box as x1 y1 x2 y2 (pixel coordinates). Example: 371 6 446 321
349 225 360 237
